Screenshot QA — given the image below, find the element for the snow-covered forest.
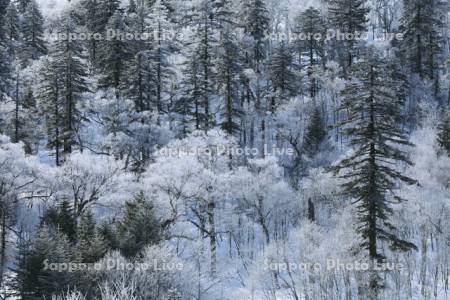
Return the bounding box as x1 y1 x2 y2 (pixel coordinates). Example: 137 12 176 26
0 0 449 298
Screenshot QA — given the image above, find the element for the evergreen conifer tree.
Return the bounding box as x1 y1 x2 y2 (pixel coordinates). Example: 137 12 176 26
437 111 450 155
117 191 161 258
400 0 445 94
218 30 243 135
295 7 326 97
244 0 269 73
328 0 369 69
22 0 47 60
332 47 417 297
304 107 327 157
39 57 64 166
98 10 131 97
268 41 297 106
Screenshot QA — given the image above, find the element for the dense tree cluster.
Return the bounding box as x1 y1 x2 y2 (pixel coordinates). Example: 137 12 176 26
0 0 449 299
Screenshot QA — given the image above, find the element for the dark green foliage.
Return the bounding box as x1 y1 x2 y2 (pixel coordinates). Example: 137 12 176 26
400 0 445 93
52 14 90 154
3 2 21 55
218 30 243 135
41 200 77 242
333 47 417 293
38 57 64 166
328 0 369 68
179 50 204 132
116 191 161 258
437 111 450 155
244 0 269 72
268 41 297 103
77 211 107 263
22 0 47 60
13 227 78 299
98 10 131 93
294 7 326 97
304 107 327 157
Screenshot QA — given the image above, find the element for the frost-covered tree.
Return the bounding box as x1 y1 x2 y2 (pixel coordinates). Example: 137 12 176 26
0 136 40 284
333 47 417 297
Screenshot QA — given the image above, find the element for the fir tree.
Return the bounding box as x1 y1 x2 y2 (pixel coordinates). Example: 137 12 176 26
268 40 297 106
117 191 161 258
41 200 77 242
400 0 445 92
176 57 199 135
185 0 219 131
77 211 107 263
328 0 369 69
16 0 30 13
218 29 243 135
3 2 21 55
52 14 90 154
244 0 269 73
295 7 326 97
146 0 177 117
332 47 417 297
437 111 450 155
303 107 327 157
13 227 78 299
22 0 47 60
0 0 12 101
125 0 152 111
38 57 64 166
98 10 131 97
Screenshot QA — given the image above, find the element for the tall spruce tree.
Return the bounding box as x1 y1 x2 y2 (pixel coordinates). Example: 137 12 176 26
244 0 269 73
39 57 64 166
185 0 218 131
328 0 369 70
0 0 12 102
400 0 445 94
332 47 417 297
268 40 297 107
53 14 90 154
4 2 21 55
218 29 243 135
177 56 200 134
437 111 450 155
98 10 131 97
146 0 177 118
295 7 327 98
125 0 152 111
304 107 327 157
22 0 47 60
